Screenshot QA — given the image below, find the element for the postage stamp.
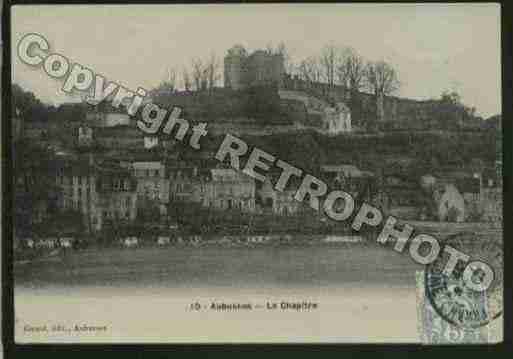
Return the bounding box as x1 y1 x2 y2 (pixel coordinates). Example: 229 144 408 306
416 270 490 344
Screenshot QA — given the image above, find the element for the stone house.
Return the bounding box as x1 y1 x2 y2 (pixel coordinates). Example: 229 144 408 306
55 161 96 219
379 172 426 220
321 164 374 180
321 164 375 202
86 111 131 127
203 169 256 212
95 125 144 149
278 89 352 134
257 178 302 216
55 159 138 232
144 137 159 149
168 164 206 204
323 102 352 134
456 177 482 220
420 174 437 190
131 161 170 216
481 187 502 225
433 184 465 223
480 168 502 225
78 126 93 146
96 166 138 228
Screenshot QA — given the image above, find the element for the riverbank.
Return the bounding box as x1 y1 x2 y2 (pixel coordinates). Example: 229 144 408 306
14 219 500 264
14 234 369 265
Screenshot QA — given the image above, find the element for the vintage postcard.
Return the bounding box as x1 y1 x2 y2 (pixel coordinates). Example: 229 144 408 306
8 3 503 343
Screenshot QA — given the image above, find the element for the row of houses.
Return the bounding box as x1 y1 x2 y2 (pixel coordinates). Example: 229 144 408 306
16 140 503 236
50 155 258 232
318 162 502 224
48 152 503 233
16 119 501 233
15 111 170 151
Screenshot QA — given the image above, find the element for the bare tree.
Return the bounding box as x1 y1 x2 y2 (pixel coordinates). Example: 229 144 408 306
200 67 209 91
191 58 204 91
150 67 177 99
166 68 177 90
319 44 341 88
182 67 191 92
205 52 221 90
337 48 367 125
365 60 400 122
187 54 221 92
298 56 322 87
338 47 366 93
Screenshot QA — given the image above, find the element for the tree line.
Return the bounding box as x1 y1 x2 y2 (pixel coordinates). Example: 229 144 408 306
150 42 493 130
150 52 222 97
150 42 400 124
294 44 399 123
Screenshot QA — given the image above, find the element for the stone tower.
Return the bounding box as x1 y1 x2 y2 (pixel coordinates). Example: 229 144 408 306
224 45 285 90
224 45 247 90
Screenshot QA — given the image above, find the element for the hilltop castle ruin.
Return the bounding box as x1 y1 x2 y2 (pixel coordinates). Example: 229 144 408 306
224 45 286 90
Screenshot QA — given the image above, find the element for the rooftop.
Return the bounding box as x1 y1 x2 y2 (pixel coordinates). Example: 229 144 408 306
132 161 164 170
320 164 373 178
210 168 253 182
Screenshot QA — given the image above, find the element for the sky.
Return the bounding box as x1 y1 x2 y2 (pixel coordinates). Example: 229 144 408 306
11 3 502 117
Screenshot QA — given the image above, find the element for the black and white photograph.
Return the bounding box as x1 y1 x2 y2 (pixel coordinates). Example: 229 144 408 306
6 2 504 344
